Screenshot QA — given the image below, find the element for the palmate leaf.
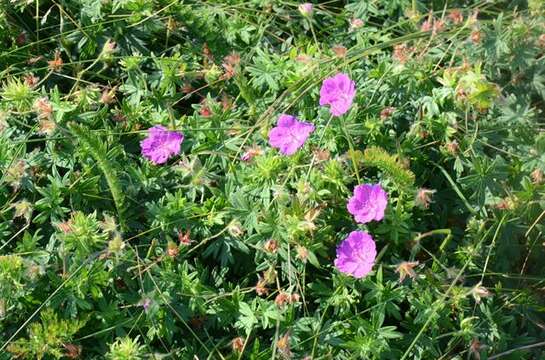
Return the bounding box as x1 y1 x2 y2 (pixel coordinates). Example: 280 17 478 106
532 70 545 100
1 0 544 358
459 155 509 208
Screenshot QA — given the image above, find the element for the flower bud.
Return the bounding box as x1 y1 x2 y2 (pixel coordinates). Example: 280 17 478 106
298 3 313 17
227 220 244 237
100 39 117 61
12 199 33 222
255 276 268 296
350 18 364 31
380 106 395 120
108 233 125 254
167 241 179 257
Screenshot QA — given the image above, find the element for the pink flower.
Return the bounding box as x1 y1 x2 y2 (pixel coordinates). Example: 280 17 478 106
319 73 356 117
335 231 376 278
347 184 388 223
268 114 315 156
140 125 184 164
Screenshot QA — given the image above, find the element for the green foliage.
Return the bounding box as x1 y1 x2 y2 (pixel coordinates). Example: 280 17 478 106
0 0 544 359
6 309 85 359
361 146 416 192
69 124 127 231
106 336 145 360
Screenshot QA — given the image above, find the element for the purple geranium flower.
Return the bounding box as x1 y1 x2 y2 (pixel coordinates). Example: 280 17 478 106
347 184 388 223
335 231 376 278
140 125 184 165
319 73 356 116
268 114 315 156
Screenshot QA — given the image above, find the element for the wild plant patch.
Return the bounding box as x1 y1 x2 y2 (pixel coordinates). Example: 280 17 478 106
0 1 544 359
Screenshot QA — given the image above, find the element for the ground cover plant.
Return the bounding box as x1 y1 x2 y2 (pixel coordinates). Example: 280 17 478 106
1 0 545 358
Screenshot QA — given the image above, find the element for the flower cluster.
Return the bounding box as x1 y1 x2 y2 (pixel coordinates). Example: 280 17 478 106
267 72 355 156
140 73 355 162
139 73 371 279
334 183 387 278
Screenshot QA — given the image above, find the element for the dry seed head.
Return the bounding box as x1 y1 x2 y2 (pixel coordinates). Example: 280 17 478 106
264 239 279 253
448 9 464 25
255 276 269 296
296 245 309 262
531 168 543 184
395 261 419 282
415 188 436 209
231 337 245 353
47 50 63 71
33 97 53 119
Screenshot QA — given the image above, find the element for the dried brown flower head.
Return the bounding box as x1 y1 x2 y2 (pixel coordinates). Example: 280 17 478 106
38 119 56 136
393 43 412 63
531 168 544 184
57 219 74 234
231 337 245 353
380 106 395 120
48 50 63 71
470 29 482 44
33 97 53 119
395 261 419 282
276 332 292 358
275 291 291 307
6 160 27 190
331 45 347 58
296 245 309 262
264 239 279 253
446 140 459 155
415 188 436 209
100 87 117 104
63 343 82 359
24 74 39 88
448 9 464 25
255 276 269 296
